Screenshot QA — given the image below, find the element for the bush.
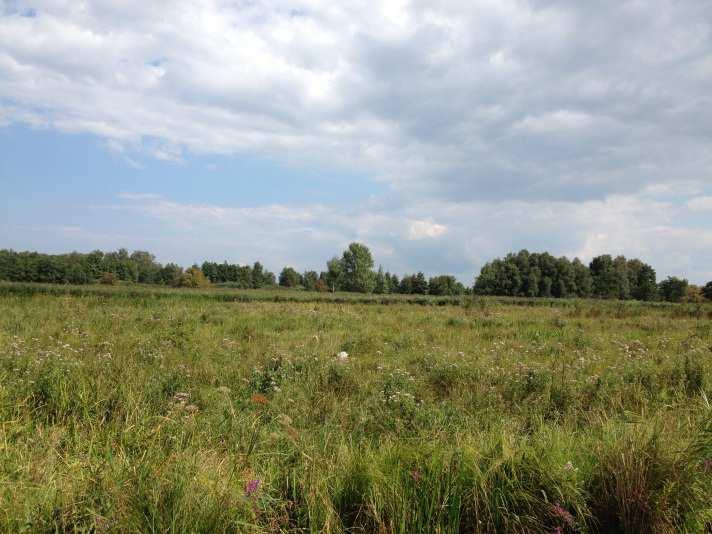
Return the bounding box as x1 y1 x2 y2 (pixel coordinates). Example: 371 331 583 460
99 272 117 285
176 266 211 288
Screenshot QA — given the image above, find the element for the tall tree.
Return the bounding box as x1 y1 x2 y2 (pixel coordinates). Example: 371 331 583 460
702 281 712 301
659 276 688 302
374 266 388 294
340 243 376 293
279 266 301 288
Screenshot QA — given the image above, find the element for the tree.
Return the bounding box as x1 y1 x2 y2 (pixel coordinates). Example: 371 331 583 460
131 251 160 284
302 270 319 291
178 266 211 288
629 261 657 301
340 243 376 293
279 266 301 288
496 260 522 296
201 261 219 282
553 257 576 298
389 273 400 293
399 274 415 294
658 276 688 302
159 263 183 285
324 257 343 292
473 262 498 295
412 272 428 294
685 285 703 303
572 258 592 298
613 256 631 300
702 281 712 301
314 278 328 292
252 262 274 288
429 275 465 295
99 272 117 285
590 255 618 299
374 266 389 294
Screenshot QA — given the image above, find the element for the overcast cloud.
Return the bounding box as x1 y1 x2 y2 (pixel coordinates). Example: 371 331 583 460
1 0 712 281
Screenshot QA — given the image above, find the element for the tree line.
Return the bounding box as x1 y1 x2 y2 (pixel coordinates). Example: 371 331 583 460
473 249 705 303
0 245 710 302
276 243 467 295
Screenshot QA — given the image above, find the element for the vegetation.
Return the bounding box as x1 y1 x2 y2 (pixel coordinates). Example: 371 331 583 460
474 250 701 303
1 246 710 304
0 289 710 532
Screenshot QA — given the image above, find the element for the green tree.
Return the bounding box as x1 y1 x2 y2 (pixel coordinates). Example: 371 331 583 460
131 251 161 284
302 270 319 291
340 243 376 293
572 258 592 298
374 266 389 294
590 255 618 299
613 256 631 299
324 257 343 292
428 275 465 295
702 281 712 301
279 266 301 288
658 276 688 302
628 260 657 301
412 272 428 294
158 263 183 285
399 274 415 294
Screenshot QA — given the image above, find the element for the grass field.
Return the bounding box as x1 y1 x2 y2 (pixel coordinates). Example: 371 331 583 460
1 286 711 532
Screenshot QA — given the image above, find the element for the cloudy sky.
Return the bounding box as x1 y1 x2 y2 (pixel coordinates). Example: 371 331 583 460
1 0 712 283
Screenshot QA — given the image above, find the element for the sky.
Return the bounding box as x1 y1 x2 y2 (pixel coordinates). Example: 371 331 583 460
1 0 712 283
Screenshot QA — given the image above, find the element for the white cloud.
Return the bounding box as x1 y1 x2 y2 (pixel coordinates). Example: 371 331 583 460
78 191 711 283
407 220 447 240
0 1 710 201
2 2 712 283
687 196 712 211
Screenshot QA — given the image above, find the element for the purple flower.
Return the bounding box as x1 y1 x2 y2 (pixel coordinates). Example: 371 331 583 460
245 478 261 497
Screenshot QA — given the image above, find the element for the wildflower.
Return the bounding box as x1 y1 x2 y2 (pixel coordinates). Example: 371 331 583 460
551 503 575 527
337 351 349 361
277 414 293 426
251 393 269 405
410 470 422 483
173 392 190 403
245 478 261 497
563 461 577 472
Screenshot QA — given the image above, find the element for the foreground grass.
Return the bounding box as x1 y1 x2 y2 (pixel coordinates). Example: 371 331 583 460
0 292 710 532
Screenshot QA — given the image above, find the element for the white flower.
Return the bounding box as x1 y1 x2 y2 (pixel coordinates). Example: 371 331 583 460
337 351 349 361
563 461 577 472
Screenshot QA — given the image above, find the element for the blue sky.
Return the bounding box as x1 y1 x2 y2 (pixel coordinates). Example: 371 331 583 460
1 1 712 283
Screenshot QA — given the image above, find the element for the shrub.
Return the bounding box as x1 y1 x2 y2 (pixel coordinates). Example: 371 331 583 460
99 272 117 285
176 266 211 288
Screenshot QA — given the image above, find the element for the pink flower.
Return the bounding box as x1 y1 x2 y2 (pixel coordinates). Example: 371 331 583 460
245 478 261 497
551 503 575 527
410 470 422 483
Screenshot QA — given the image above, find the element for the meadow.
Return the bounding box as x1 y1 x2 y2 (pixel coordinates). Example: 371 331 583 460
0 284 711 532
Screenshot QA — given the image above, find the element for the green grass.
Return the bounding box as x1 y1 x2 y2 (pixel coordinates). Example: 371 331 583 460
0 288 710 532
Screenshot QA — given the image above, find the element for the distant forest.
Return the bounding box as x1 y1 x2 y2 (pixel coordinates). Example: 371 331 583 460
0 245 709 303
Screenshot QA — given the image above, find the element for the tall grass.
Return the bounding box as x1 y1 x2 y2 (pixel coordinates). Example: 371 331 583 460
0 292 710 532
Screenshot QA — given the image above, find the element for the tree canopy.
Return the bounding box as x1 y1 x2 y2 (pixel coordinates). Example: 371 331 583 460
0 246 707 302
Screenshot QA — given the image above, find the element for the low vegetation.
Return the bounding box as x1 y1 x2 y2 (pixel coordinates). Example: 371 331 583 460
1 288 710 532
